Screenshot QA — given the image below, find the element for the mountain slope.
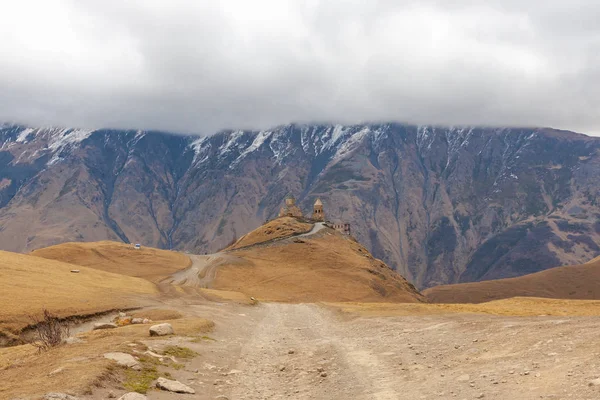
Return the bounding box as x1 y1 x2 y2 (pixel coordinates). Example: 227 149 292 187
424 257 600 304
2 123 600 288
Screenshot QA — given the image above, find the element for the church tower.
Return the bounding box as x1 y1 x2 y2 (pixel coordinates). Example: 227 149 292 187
312 198 325 221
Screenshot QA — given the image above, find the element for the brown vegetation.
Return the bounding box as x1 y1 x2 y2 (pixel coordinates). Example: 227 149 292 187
0 317 213 398
31 240 191 283
213 222 424 303
327 297 600 317
0 250 157 343
226 217 312 250
424 256 600 303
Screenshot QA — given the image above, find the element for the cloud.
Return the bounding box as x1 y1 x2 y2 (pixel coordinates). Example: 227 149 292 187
0 0 599 135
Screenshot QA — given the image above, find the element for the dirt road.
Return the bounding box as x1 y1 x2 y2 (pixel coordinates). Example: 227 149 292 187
140 302 600 400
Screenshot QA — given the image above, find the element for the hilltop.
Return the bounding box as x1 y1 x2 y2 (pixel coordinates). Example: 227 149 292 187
424 256 600 303
31 240 191 283
207 217 424 303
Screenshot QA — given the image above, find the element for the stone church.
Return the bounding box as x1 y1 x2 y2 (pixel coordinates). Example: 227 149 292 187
278 195 350 235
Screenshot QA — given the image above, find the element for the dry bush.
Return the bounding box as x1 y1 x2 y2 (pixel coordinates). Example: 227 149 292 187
29 309 70 351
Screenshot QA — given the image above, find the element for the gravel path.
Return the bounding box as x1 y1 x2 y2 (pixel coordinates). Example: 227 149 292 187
139 302 600 400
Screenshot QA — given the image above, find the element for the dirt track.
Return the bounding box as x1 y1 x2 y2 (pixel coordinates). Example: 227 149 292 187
128 301 600 400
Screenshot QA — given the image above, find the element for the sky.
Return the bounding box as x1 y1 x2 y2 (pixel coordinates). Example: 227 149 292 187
1 0 599 135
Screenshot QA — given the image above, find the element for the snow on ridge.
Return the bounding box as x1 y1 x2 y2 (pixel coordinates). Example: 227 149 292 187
47 128 93 152
16 128 34 143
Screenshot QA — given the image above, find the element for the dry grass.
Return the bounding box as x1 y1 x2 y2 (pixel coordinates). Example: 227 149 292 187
214 225 424 303
424 257 600 304
227 217 312 250
327 297 600 317
0 250 157 339
31 240 191 283
0 317 213 399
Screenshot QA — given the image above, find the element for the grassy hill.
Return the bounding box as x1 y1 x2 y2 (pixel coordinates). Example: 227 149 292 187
214 218 424 303
0 250 157 344
31 240 191 283
424 257 600 304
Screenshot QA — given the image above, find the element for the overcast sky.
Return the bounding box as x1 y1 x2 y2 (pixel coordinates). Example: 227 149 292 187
1 1 600 135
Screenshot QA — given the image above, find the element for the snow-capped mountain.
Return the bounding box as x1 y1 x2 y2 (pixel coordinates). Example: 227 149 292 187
1 122 600 288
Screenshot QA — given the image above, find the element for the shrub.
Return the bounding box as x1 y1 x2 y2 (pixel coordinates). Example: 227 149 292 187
29 309 70 351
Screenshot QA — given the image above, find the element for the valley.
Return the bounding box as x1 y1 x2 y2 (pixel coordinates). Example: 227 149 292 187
4 217 600 399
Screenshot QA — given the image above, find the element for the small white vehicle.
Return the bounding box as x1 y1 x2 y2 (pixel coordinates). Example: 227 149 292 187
134 243 141 250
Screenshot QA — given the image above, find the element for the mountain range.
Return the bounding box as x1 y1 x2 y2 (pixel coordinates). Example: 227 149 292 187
1 122 600 288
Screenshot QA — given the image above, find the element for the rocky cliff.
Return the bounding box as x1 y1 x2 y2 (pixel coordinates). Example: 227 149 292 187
1 123 600 288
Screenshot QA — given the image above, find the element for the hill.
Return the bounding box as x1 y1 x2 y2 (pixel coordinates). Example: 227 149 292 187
0 250 157 345
207 218 424 303
424 257 600 303
227 217 312 250
31 240 191 283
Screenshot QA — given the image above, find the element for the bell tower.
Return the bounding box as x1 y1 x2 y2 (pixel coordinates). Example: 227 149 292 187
312 198 325 221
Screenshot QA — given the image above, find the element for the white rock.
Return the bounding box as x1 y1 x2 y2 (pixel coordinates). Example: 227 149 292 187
149 323 174 336
103 352 141 370
156 377 195 394
142 318 150 324
93 322 117 330
131 318 144 324
118 393 147 400
119 312 126 317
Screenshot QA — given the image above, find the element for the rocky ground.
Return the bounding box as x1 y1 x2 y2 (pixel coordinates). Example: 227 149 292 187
76 301 600 400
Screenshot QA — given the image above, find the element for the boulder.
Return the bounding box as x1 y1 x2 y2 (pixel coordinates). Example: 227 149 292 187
118 394 147 400
93 322 117 330
156 377 195 394
149 323 174 336
103 352 141 370
131 318 144 324
142 318 150 324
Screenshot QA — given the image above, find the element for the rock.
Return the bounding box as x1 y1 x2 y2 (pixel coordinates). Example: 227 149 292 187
70 270 80 273
156 377 195 394
142 318 150 324
48 367 65 376
63 337 84 345
149 323 174 336
279 365 286 371
44 394 79 400
119 312 126 317
320 371 328 377
103 352 141 370
108 392 116 399
457 374 470 382
288 349 295 354
131 318 144 324
93 322 117 330
118 394 147 400
476 394 485 399
589 378 600 386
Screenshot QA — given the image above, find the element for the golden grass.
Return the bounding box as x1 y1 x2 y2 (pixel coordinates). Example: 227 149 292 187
31 240 191 283
327 297 600 317
424 257 600 304
0 250 157 336
227 217 312 250
214 228 424 303
0 317 213 399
